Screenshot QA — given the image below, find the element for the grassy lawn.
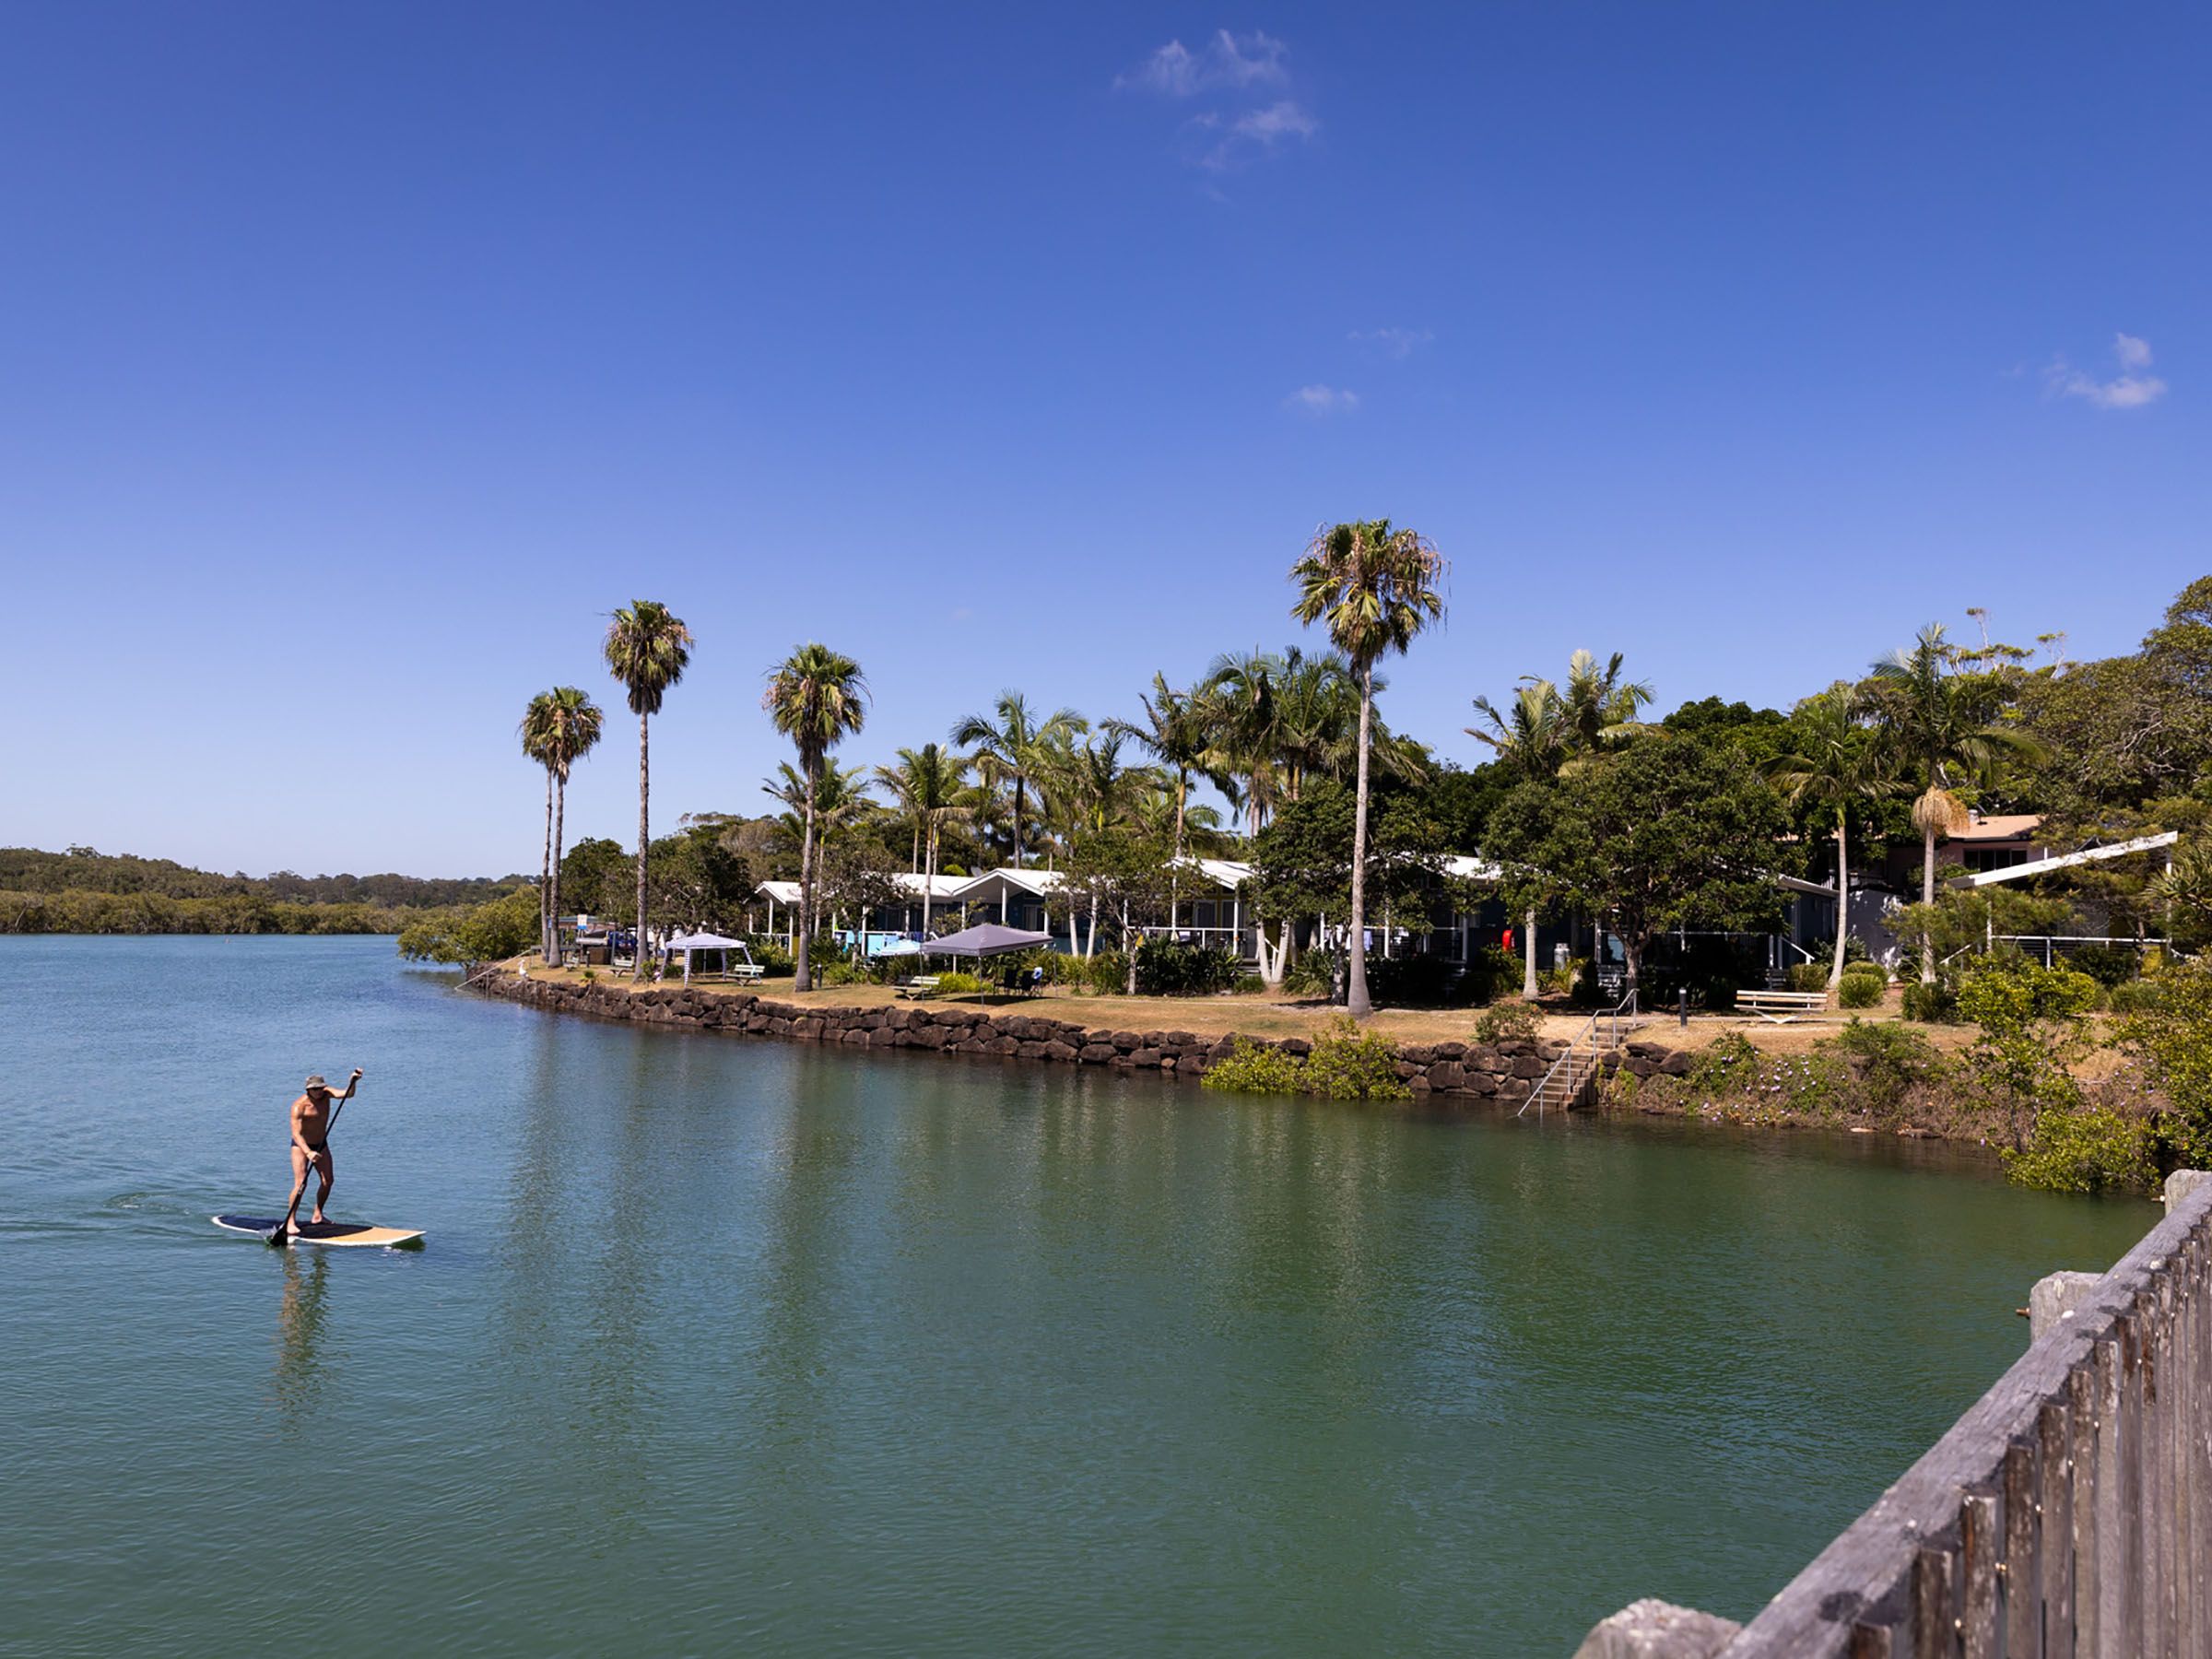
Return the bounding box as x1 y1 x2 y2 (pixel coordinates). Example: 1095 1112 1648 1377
512 960 1992 1054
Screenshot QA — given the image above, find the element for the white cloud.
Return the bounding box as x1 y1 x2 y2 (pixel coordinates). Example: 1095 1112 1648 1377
1351 327 1433 360
1199 100 1318 170
1116 29 1288 96
2045 334 2167 410
1119 30 1311 176
1288 384 1359 415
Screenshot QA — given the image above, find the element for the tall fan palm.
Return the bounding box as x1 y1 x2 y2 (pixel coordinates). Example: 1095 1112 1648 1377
764 643 868 992
1766 688 1896 992
1106 675 1219 869
1465 678 1571 999
604 601 692 978
1870 624 2045 982
520 687 605 966
1290 519 1448 1018
951 692 1086 869
873 744 972 936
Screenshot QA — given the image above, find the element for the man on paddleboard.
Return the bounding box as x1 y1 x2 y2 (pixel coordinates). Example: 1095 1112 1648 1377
283 1069 361 1234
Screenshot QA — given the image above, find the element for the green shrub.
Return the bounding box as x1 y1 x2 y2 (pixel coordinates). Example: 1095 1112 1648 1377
1282 950 1338 1000
1303 1018 1413 1100
1686 1031 1762 1092
1363 953 1466 1007
2002 1105 2159 1195
1787 962 1830 994
2115 962 2212 1169
1475 1001 1541 1044
1461 944 1518 1006
2105 979 2164 1015
1201 1037 1307 1095
746 939 795 977
2065 944 2142 989
1838 973 1884 1009
819 960 872 987
1084 952 1128 994
1831 1019 1938 1114
932 971 985 994
1901 982 1958 1024
1957 959 2102 1033
1536 966 1575 997
1135 940 1241 996
1201 1018 1411 1102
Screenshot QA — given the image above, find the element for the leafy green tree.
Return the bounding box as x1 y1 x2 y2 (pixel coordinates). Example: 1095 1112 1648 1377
951 691 1086 869
2149 833 2212 949
1765 686 1898 990
764 642 867 992
642 826 754 935
1482 734 1793 1001
558 837 629 919
1058 828 1177 994
1246 778 1448 995
1290 519 1448 1018
396 885 543 965
604 600 693 976
520 687 604 964
1868 623 2043 982
2117 961 2212 1169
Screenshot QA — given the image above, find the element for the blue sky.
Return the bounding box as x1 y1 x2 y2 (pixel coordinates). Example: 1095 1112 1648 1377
2 3 2204 877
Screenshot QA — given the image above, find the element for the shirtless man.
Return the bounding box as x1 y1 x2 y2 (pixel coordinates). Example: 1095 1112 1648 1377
281 1069 362 1234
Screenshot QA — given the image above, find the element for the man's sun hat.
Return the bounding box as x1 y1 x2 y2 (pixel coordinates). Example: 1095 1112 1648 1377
304 1074 327 1090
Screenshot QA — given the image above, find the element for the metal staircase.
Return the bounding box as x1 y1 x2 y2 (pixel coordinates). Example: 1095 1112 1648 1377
1518 990 1638 1118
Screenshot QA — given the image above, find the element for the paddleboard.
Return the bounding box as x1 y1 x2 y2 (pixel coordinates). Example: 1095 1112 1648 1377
212 1215 425 1248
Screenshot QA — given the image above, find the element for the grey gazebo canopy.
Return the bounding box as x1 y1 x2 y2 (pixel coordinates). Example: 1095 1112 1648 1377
918 924 1053 959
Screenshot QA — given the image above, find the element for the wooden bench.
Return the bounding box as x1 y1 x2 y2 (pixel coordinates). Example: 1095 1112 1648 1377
897 976 943 1001
1737 988 1830 1023
728 962 766 983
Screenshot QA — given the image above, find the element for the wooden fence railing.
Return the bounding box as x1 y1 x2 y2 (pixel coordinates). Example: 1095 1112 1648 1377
1577 1171 2212 1658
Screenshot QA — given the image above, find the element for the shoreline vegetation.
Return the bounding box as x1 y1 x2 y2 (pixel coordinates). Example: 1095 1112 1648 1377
472 959 2191 1183
0 846 524 936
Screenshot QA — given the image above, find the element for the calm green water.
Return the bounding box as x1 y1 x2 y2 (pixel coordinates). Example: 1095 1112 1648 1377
0 937 2154 1655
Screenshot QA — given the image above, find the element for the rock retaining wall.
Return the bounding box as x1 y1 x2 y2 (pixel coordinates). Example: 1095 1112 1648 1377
472 971 1683 1107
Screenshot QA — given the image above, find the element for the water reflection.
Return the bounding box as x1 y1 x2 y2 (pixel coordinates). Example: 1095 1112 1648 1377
271 1248 331 1439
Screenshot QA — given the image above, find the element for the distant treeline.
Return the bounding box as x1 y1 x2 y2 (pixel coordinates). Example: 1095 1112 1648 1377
0 848 527 935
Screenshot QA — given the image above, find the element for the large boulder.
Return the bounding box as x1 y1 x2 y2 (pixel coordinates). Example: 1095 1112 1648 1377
1571 1599 1740 1659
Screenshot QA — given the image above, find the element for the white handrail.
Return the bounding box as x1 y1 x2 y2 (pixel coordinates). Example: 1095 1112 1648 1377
1518 989 1636 1119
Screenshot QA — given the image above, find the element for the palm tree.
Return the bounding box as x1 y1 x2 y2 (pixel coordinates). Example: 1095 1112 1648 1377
1290 519 1448 1018
1107 675 1220 869
1869 624 2044 982
764 643 867 992
1766 688 1895 992
874 744 972 937
520 688 605 966
1202 648 1287 835
603 601 693 978
1465 678 1571 999
520 693 560 960
951 692 1086 869
1560 650 1653 755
